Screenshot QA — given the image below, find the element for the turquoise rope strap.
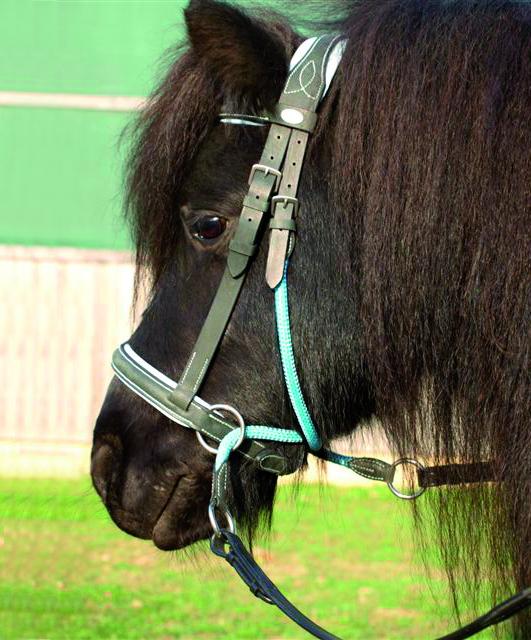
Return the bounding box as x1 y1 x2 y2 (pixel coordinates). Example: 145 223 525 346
214 428 395 485
215 426 303 472
211 426 304 513
316 449 353 468
274 261 322 451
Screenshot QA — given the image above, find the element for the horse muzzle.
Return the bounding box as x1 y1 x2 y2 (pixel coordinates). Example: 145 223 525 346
91 395 214 549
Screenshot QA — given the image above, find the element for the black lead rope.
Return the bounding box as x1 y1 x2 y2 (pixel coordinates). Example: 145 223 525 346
211 530 341 640
436 588 531 640
212 530 531 640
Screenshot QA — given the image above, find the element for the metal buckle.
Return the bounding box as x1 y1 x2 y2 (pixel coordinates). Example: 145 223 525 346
196 403 246 454
271 194 300 215
386 458 426 500
248 164 282 190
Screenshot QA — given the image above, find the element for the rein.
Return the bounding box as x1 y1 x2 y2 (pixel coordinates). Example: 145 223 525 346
111 34 531 639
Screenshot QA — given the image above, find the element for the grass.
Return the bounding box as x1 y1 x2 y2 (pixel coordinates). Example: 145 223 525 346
0 478 496 639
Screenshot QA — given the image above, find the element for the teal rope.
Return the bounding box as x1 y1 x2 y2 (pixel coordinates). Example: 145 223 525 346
215 261 326 475
274 262 322 451
215 425 303 471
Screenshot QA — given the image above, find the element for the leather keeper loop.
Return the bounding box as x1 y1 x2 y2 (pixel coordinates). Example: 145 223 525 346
270 219 297 232
243 194 270 212
229 239 258 257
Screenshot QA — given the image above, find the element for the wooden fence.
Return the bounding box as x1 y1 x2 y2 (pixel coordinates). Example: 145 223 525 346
0 246 135 475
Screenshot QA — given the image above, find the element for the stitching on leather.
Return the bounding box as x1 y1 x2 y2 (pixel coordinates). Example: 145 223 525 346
180 351 196 384
284 36 339 102
284 60 318 99
194 357 210 390
352 464 381 479
199 426 221 443
352 469 378 480
350 458 389 480
289 36 319 75
283 36 320 97
223 463 228 499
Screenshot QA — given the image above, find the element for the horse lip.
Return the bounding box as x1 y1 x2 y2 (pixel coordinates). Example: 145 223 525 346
151 474 213 550
151 476 184 547
153 475 182 526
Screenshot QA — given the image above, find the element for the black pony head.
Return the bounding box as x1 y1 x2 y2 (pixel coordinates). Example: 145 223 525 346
92 0 530 634
91 0 372 550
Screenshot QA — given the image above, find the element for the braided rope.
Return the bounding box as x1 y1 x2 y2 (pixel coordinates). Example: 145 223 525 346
215 426 303 471
215 261 360 485
274 262 322 451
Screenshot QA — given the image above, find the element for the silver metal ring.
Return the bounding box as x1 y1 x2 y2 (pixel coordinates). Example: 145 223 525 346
387 458 426 500
196 432 219 454
196 404 246 455
208 502 236 536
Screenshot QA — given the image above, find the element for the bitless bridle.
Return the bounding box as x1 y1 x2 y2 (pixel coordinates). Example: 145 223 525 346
111 35 531 640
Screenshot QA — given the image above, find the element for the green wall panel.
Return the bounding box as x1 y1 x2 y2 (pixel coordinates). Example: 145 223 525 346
0 107 132 250
0 1 301 249
0 0 187 97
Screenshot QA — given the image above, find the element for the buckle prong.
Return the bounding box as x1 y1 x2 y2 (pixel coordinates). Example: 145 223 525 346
248 164 282 190
272 194 300 215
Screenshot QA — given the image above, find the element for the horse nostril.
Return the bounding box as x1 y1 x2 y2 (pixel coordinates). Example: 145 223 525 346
91 442 118 503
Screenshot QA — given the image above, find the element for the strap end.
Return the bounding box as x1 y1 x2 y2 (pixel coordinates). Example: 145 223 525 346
266 254 285 289
266 230 292 289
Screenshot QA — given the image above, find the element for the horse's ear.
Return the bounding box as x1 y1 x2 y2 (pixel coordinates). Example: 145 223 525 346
184 0 290 109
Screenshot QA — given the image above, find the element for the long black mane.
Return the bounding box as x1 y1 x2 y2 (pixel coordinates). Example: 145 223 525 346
327 0 531 628
125 0 530 633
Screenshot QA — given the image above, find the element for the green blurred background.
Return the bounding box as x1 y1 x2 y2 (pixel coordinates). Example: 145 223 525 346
1 0 188 250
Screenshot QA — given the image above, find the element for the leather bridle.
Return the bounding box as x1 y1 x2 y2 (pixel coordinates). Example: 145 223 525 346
111 35 531 640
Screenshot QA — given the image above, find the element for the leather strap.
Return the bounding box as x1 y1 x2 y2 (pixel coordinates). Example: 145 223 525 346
168 124 292 410
213 529 531 640
418 462 495 488
169 34 344 407
111 344 304 475
266 34 343 289
211 530 341 640
266 129 308 287
270 217 297 232
168 268 248 410
278 35 344 112
436 588 531 640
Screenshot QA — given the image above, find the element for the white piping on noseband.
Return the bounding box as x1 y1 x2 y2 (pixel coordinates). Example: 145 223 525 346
123 343 177 388
120 343 212 410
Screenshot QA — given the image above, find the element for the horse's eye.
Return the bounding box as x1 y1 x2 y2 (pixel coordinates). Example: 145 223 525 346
191 216 227 242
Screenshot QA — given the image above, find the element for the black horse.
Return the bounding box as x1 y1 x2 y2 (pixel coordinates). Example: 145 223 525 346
91 0 530 636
